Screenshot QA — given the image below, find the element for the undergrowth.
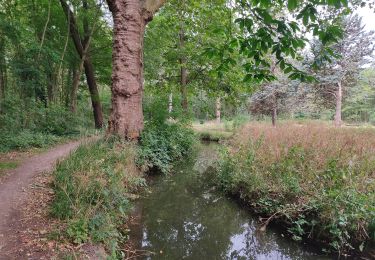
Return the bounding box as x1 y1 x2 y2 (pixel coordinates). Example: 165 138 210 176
216 122 375 255
51 138 145 258
0 97 93 152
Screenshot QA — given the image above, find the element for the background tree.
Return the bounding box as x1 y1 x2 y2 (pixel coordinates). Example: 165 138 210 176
59 0 105 128
311 14 375 126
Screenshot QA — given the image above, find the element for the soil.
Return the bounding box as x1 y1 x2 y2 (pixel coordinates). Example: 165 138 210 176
0 141 81 259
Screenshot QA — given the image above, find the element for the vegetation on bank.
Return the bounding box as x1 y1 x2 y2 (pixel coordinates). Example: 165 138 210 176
216 121 375 255
51 122 196 257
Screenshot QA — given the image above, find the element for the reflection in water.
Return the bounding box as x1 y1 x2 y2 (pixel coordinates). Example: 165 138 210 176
131 144 329 260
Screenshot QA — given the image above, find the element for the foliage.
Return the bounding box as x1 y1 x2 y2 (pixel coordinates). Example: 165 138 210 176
138 121 196 174
139 93 197 173
0 0 112 133
343 68 375 123
0 130 61 152
52 138 145 257
310 14 375 109
216 122 375 254
0 94 93 152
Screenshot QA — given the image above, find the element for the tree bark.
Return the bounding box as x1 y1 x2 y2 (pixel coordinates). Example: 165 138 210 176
179 27 188 113
70 64 83 113
216 97 221 123
334 81 342 127
272 106 277 127
168 92 173 114
0 40 6 102
59 0 103 128
106 0 165 140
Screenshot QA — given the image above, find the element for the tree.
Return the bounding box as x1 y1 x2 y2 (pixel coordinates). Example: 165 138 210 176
249 75 291 126
60 0 104 128
311 14 375 126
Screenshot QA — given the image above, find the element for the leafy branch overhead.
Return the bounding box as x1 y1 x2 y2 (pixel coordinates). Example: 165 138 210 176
206 0 370 83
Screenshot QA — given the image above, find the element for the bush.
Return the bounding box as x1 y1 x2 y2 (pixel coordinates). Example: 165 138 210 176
0 130 61 152
0 95 93 152
35 104 81 135
140 93 196 173
138 122 196 174
52 138 145 257
216 122 375 254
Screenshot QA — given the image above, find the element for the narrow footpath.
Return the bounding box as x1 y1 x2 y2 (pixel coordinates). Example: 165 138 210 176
0 141 81 259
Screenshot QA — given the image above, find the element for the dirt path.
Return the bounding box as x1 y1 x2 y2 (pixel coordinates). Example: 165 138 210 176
0 140 81 259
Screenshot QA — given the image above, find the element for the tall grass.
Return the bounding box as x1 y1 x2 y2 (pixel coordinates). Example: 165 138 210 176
217 121 375 254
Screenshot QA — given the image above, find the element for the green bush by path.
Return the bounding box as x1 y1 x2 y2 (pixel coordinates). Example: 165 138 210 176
216 122 375 255
0 130 62 152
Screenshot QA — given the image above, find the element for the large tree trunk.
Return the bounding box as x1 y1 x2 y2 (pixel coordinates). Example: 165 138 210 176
334 81 342 127
179 27 188 113
216 97 221 123
107 1 146 139
106 0 165 140
60 0 103 128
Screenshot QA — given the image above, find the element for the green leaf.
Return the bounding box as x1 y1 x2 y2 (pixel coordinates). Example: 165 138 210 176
284 66 293 73
287 0 298 11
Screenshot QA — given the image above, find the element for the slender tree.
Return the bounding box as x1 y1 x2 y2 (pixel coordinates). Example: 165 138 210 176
60 0 104 128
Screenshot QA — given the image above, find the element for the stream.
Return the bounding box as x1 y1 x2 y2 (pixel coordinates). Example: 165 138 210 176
129 143 330 260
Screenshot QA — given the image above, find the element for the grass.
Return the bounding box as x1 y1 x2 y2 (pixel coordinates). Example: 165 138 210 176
0 161 18 177
51 138 146 258
216 121 375 255
192 121 234 141
0 161 18 170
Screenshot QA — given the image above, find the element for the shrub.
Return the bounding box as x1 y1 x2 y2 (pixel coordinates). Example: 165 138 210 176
138 122 196 174
0 95 93 152
140 93 196 173
0 130 61 152
35 104 81 135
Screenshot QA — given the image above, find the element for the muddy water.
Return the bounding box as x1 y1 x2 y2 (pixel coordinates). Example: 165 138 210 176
130 143 329 260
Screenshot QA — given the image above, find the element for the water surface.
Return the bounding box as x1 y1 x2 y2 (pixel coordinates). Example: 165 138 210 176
130 144 329 260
